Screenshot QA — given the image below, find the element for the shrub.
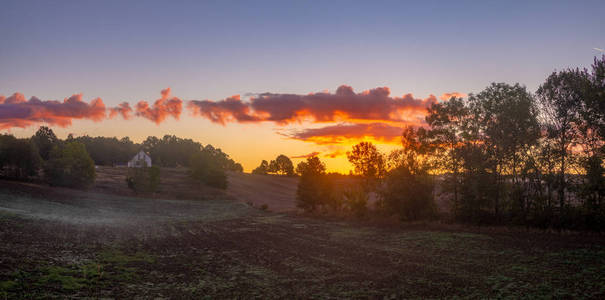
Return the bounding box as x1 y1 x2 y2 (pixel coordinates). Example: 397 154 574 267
252 160 269 175
189 151 227 189
343 186 368 218
0 135 42 180
126 166 161 193
380 164 435 221
45 142 95 188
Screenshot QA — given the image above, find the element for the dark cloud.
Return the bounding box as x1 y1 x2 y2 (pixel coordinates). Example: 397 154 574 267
284 122 407 145
188 85 438 125
188 95 259 125
0 92 106 129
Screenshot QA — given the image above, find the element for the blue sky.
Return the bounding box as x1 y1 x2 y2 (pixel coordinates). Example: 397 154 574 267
1 0 603 171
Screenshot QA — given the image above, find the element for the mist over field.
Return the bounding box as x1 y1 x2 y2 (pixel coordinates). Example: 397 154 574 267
1 0 605 298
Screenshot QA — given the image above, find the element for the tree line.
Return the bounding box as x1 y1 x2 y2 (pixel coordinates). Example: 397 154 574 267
295 56 605 231
0 128 243 190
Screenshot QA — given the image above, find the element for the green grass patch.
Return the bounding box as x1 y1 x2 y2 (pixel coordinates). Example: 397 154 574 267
0 249 156 297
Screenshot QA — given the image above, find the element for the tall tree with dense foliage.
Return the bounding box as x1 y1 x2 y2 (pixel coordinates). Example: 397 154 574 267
296 156 331 212
537 69 587 209
45 142 96 188
268 154 295 176
347 141 385 190
32 126 58 161
424 97 469 214
0 135 42 180
381 127 435 220
469 83 540 217
73 135 138 166
189 148 228 189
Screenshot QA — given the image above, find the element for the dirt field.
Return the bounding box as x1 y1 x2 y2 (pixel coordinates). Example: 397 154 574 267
226 172 298 212
1 173 605 298
93 166 298 212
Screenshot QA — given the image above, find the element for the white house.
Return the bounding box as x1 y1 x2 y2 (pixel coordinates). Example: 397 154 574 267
128 150 152 168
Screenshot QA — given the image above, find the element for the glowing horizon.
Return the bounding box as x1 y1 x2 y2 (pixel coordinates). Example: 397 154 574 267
1 1 603 173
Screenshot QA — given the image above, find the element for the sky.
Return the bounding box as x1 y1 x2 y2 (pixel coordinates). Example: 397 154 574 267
1 0 604 172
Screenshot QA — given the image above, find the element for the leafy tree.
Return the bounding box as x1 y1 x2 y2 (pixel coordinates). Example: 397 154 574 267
189 149 227 189
537 69 587 209
230 162 244 172
45 142 96 188
296 156 331 212
73 135 138 166
0 135 42 180
381 127 435 220
346 142 385 190
32 126 58 160
583 55 605 140
269 154 295 175
468 83 540 217
424 97 469 213
143 135 203 167
295 161 308 176
252 160 270 175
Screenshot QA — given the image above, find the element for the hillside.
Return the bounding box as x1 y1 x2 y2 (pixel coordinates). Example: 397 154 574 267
226 172 298 212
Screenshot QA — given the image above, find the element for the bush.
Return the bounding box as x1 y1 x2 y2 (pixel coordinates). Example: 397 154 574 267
0 135 42 180
126 166 160 194
189 151 227 189
45 142 95 188
252 160 269 175
343 186 368 218
380 164 435 221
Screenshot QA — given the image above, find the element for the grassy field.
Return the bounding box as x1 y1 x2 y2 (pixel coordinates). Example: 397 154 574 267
1 175 604 298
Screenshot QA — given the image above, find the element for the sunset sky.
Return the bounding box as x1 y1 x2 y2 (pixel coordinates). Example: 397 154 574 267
1 0 604 172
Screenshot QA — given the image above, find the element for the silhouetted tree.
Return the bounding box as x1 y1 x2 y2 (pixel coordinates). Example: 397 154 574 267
252 160 269 175
381 127 435 220
347 142 385 190
537 69 586 209
269 154 294 176
295 161 308 176
424 97 468 213
469 83 540 218
296 156 331 212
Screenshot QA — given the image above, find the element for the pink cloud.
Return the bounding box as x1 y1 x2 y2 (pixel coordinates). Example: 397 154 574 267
0 92 106 130
135 88 183 124
439 92 467 101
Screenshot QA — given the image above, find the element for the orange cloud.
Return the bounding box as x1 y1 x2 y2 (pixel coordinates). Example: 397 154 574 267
284 122 409 145
324 149 346 158
0 93 106 130
188 85 438 125
135 88 182 124
291 151 321 158
109 102 133 120
188 95 259 125
439 92 467 101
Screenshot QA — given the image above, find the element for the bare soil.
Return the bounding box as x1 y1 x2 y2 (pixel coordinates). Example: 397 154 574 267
1 170 604 298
